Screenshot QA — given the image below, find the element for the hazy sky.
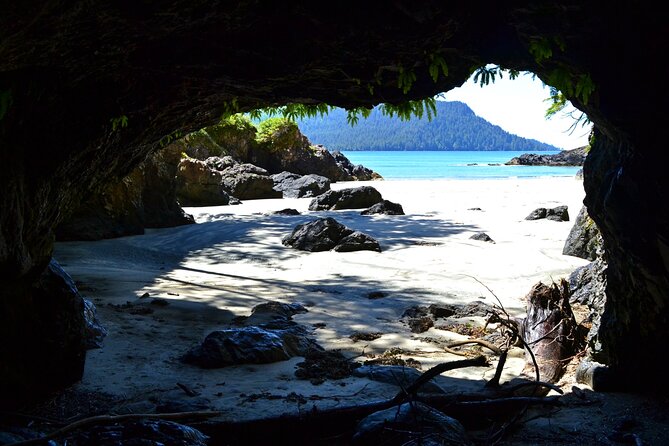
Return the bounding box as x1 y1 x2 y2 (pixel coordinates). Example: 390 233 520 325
441 72 591 150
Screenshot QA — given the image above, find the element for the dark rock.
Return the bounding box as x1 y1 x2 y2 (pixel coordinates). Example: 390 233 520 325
353 401 468 445
244 301 308 325
407 316 434 333
220 163 282 200
469 232 495 243
332 231 381 252
282 217 353 252
525 207 548 220
271 171 331 198
352 365 445 394
525 205 569 221
575 168 584 180
361 200 405 215
546 205 569 221
182 323 319 368
83 298 107 349
366 291 387 299
402 306 430 319
283 217 380 252
468 207 483 211
308 186 383 211
563 205 603 260
331 150 382 181
271 208 301 216
205 155 238 171
62 419 209 446
505 146 588 166
428 304 457 318
0 259 86 406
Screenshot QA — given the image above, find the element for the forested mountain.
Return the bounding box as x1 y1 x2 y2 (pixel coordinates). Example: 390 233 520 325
295 101 558 151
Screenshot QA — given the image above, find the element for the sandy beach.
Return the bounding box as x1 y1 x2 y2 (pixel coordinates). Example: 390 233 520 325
52 176 591 431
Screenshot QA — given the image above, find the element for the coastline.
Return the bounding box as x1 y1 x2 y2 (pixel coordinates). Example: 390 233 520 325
53 176 588 422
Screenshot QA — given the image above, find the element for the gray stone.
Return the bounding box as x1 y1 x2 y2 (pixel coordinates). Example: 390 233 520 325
361 200 405 215
333 231 381 252
182 323 319 368
308 186 383 211
469 232 495 243
282 217 353 252
563 205 603 260
271 171 331 198
546 205 569 221
283 217 380 253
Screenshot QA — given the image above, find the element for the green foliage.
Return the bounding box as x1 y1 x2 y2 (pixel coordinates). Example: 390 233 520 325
0 89 13 122
528 38 554 63
346 107 372 126
296 101 559 152
380 98 437 121
544 86 591 134
427 53 449 82
397 65 417 94
255 117 302 151
471 65 519 87
110 114 129 131
248 103 333 122
546 69 594 105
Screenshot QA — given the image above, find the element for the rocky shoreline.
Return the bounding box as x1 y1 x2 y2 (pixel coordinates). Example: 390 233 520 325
505 146 588 166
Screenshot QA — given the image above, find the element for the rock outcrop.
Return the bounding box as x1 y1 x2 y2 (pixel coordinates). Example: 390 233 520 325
308 186 384 211
331 150 383 181
505 146 588 166
563 205 603 260
56 145 194 240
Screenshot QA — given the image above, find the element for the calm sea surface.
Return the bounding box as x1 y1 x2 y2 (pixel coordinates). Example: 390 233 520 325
340 151 581 180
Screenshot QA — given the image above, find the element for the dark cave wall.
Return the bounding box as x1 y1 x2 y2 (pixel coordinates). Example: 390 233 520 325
1 1 668 401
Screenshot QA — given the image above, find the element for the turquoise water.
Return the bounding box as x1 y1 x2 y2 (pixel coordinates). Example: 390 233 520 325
341 151 581 180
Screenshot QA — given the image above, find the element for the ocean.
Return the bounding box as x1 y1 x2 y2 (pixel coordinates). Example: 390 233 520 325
340 150 581 180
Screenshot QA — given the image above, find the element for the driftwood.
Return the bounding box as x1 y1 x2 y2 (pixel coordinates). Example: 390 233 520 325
518 279 579 391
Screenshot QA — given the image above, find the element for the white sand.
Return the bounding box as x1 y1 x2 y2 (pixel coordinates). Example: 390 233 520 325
54 176 589 420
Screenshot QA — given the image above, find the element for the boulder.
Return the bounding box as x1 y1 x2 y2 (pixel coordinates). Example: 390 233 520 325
175 157 232 206
525 205 569 221
271 208 301 216
181 322 318 368
563 205 603 260
332 231 381 252
361 200 405 215
271 171 331 198
220 163 281 200
353 401 469 445
505 146 588 166
282 217 381 252
282 217 353 252
308 186 383 211
1 259 86 405
469 232 495 243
